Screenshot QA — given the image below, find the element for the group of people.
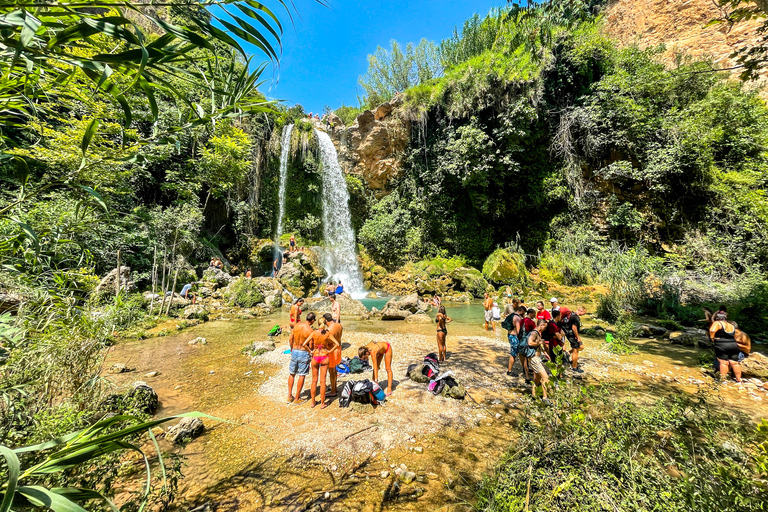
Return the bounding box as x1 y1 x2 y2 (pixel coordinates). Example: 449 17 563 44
324 281 344 296
494 295 587 401
285 292 395 408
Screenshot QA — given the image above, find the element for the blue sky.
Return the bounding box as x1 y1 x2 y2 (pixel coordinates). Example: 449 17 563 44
251 0 504 114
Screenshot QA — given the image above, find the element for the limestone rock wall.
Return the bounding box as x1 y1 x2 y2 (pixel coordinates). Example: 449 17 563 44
330 95 410 196
603 0 765 85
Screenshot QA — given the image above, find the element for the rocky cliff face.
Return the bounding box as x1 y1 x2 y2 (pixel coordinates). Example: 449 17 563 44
330 95 410 196
603 0 765 85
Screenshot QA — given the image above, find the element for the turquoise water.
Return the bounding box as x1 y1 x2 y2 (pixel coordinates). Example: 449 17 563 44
359 298 390 311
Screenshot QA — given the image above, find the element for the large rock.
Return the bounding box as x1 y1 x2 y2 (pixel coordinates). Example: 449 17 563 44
223 277 265 308
482 249 530 287
245 340 276 356
166 417 204 444
253 277 284 309
741 352 768 380
202 267 233 289
182 305 209 320
669 328 708 347
94 266 136 297
381 307 413 321
406 313 432 324
332 96 410 195
305 294 368 316
449 267 489 298
129 382 158 415
634 323 669 338
277 251 327 298
415 274 455 296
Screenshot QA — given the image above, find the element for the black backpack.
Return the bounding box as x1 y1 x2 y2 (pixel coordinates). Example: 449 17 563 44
502 313 520 333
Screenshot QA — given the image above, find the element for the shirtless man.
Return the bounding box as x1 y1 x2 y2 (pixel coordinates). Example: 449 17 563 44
323 313 343 396
483 292 495 333
287 312 315 404
330 293 341 324
288 298 304 345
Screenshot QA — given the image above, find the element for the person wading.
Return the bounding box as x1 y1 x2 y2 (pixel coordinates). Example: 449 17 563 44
483 292 496 333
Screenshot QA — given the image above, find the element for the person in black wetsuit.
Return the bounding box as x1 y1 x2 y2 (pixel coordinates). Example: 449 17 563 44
709 319 743 382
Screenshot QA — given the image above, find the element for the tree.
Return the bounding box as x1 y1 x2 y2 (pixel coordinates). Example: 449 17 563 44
358 39 442 107
712 0 768 80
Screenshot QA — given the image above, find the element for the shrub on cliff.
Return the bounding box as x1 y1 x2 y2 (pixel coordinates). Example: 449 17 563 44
482 248 530 287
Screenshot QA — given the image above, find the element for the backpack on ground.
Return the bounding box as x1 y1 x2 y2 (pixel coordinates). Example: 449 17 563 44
339 380 356 408
267 324 282 337
349 357 365 373
336 363 350 375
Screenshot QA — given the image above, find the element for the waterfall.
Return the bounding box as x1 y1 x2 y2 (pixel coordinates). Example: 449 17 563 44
314 129 366 297
274 124 294 258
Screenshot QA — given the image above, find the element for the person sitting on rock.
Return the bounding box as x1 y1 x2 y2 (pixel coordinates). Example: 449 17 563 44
335 281 344 295
359 340 394 396
209 258 216 267
245 268 252 278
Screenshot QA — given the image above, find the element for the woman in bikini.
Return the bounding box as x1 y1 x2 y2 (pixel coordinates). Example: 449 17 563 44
435 305 452 362
302 317 340 408
359 340 394 395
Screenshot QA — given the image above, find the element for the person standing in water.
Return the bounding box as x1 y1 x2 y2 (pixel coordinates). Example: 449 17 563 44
330 293 341 324
359 341 394 395
436 305 452 362
483 292 495 333
302 316 340 409
287 312 315 404
323 313 343 396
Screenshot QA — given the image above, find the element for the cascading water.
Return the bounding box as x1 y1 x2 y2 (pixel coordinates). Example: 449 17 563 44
314 129 366 297
274 124 294 260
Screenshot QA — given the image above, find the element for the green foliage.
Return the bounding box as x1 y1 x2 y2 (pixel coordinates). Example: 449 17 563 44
334 104 363 126
224 277 265 308
482 247 529 287
605 315 637 354
358 39 442 107
414 256 468 277
199 124 252 198
477 386 768 511
358 190 421 269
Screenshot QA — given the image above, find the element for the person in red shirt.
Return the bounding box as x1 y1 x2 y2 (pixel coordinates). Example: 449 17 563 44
536 300 552 321
540 318 565 365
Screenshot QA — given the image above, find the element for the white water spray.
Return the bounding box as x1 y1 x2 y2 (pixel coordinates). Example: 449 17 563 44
314 129 366 297
274 124 294 258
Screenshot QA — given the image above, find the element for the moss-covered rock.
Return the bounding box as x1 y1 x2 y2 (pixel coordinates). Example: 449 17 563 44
224 277 266 308
277 250 326 298
449 267 489 298
482 248 530 287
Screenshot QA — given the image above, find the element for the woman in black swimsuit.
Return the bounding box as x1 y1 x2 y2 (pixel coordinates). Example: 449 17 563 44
436 305 452 362
709 319 743 382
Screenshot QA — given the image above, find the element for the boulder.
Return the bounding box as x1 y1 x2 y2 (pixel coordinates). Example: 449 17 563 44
94 266 136 297
381 308 412 321
328 112 344 129
142 292 161 302
189 337 207 346
634 324 669 338
202 267 233 289
223 277 266 308
277 251 327 297
252 277 284 309
304 294 368 316
129 381 158 415
482 249 530 287
741 352 768 380
668 331 702 347
245 340 276 356
166 417 205 444
182 305 209 321
449 267 489 298
406 313 433 324
385 294 421 314
109 363 134 374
